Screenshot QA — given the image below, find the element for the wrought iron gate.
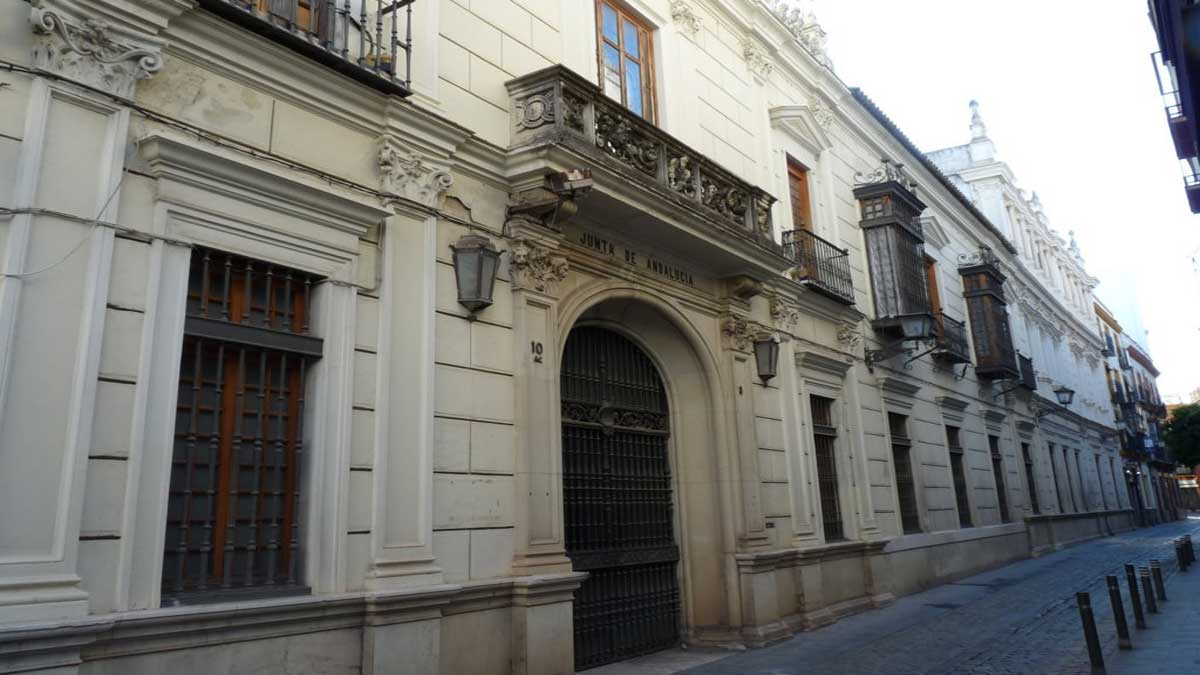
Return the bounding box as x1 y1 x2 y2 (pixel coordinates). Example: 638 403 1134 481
561 326 680 670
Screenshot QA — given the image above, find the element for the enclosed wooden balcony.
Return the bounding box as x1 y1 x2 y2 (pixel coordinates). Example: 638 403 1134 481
199 0 414 97
959 248 1018 381
506 67 789 278
1018 354 1037 391
783 228 855 305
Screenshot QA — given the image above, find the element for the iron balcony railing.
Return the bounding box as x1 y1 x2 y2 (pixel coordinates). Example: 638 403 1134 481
1152 51 1185 119
782 228 855 305
506 67 781 260
1018 354 1037 391
1119 349 1133 370
1111 385 1126 405
933 313 971 364
200 0 414 97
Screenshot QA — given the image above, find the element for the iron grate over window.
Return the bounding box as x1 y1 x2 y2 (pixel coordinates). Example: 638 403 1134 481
946 425 972 528
811 396 844 542
889 413 921 534
163 248 323 602
989 435 1010 523
1022 443 1040 515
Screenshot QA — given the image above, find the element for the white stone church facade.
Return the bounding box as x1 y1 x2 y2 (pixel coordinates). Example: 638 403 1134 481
0 0 1139 672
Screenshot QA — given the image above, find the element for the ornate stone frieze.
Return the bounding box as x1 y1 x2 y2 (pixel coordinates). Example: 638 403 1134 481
509 239 569 294
853 157 914 190
30 4 165 98
378 136 453 208
721 315 753 352
770 297 801 331
742 40 774 79
765 0 832 69
562 401 667 435
670 1 702 39
809 96 834 130
836 321 862 350
957 245 1002 270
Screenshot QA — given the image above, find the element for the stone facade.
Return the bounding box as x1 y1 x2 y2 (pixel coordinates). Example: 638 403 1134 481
0 0 1138 673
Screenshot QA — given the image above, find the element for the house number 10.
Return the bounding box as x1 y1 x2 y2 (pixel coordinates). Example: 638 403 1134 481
531 341 544 363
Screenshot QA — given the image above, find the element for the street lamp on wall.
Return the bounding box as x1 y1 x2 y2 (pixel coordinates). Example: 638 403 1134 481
864 313 935 371
1035 385 1077 420
450 233 500 318
753 334 781 385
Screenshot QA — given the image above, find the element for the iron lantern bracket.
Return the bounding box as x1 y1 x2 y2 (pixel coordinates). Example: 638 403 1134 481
865 337 930 372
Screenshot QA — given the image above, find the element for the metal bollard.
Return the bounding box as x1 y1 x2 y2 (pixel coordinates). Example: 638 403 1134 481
1150 560 1167 602
1106 575 1133 650
1176 540 1188 571
1139 567 1158 614
1125 564 1147 629
1076 592 1107 674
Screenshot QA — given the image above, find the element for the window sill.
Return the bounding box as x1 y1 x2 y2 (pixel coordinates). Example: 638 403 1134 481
160 585 311 608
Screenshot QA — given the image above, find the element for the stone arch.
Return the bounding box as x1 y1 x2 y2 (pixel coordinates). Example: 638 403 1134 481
555 282 738 638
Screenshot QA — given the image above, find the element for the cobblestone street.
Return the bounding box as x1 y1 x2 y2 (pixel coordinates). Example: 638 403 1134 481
595 520 1200 675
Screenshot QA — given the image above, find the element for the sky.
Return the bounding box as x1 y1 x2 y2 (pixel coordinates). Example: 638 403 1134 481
809 0 1200 402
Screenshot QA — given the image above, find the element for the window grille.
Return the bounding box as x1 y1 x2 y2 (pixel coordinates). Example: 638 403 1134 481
889 413 921 534
1095 455 1109 510
1022 443 1040 514
946 426 972 528
163 248 322 601
1048 442 1066 513
989 435 1010 523
811 396 844 542
1062 446 1079 512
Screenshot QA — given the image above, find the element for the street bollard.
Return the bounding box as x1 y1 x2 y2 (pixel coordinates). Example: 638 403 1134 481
1076 592 1107 674
1139 567 1158 614
1187 535 1196 564
1150 560 1167 602
1125 564 1147 629
1176 540 1187 571
1106 575 1133 650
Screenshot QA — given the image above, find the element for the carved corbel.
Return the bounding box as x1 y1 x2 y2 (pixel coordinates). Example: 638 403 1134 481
509 238 569 295
670 1 702 39
769 297 801 332
507 170 593 232
836 320 863 351
377 135 453 208
30 4 166 98
727 275 764 301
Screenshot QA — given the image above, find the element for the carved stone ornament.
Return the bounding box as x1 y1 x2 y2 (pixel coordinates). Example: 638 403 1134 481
765 0 833 69
770 297 800 331
377 136 453 208
742 40 774 79
30 4 165 98
809 96 834 130
836 321 862 350
721 315 762 352
670 1 702 39
957 245 1002 270
509 239 569 294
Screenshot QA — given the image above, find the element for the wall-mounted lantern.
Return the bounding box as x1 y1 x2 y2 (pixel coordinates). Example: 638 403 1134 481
1053 385 1076 407
753 334 781 385
450 233 499 318
864 313 935 371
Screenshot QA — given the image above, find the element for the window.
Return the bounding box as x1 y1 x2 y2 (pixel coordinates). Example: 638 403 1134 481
1061 446 1078 512
989 435 1010 523
1074 449 1088 511
1048 442 1065 513
1095 455 1109 510
162 248 322 601
787 160 814 232
946 426 972 528
1022 443 1040 515
597 0 656 120
811 396 844 542
889 413 921 534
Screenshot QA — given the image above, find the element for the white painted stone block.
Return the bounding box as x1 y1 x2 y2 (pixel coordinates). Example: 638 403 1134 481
355 295 379 352
433 365 513 423
108 237 150 311
470 320 513 373
345 532 371 591
92 379 135 457
81 458 127 536
98 308 143 381
433 529 469 582
271 101 376 186
78 537 121 614
470 420 514 475
470 0 533 44
435 312 471 368
350 408 375 469
434 416 471 473
441 0 503 66
353 350 378 409
469 528 513 579
348 470 373 533
441 607 512 675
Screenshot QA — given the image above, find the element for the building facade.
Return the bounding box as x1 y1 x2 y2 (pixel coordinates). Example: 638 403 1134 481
1095 303 1182 525
0 0 1136 673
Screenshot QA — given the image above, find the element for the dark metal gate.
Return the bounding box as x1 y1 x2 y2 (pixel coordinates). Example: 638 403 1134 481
561 326 680 670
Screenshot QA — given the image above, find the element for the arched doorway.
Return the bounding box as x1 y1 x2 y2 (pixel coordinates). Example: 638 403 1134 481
561 325 680 670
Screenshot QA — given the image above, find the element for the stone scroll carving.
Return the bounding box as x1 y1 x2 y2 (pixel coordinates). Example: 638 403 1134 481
30 5 165 98
742 41 774 79
670 1 702 39
509 239 569 294
378 136 453 208
765 0 832 69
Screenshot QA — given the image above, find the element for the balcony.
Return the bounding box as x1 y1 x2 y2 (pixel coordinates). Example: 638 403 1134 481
1111 386 1126 405
199 0 414 97
1153 51 1196 160
959 247 1018 380
932 313 971 365
853 163 935 337
783 229 855 305
1119 349 1133 370
506 67 788 277
1018 354 1037 391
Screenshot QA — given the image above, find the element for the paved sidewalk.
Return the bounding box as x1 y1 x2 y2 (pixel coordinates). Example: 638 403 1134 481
591 519 1200 675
